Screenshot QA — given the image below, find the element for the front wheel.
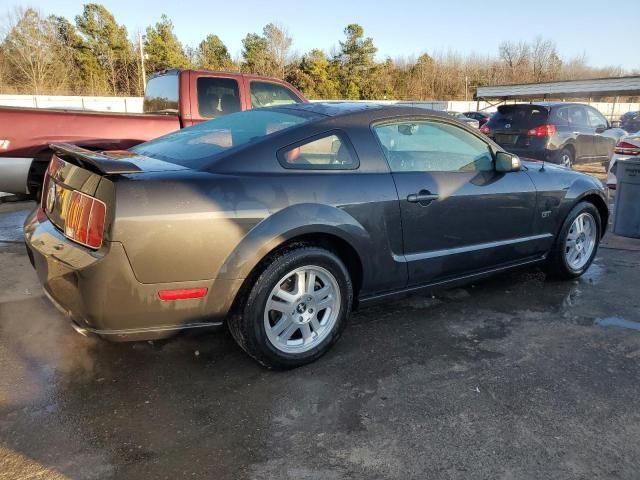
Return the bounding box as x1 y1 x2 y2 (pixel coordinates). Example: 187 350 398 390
546 202 601 279
227 246 353 369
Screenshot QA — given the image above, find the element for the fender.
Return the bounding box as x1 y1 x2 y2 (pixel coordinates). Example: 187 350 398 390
556 177 608 236
216 203 372 281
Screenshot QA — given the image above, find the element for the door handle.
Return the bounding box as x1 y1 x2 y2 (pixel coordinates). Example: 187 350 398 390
407 190 438 206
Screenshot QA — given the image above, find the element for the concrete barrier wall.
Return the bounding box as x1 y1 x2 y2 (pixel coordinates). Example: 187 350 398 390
0 94 143 112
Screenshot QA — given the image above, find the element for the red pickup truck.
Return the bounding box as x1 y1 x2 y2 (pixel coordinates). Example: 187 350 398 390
0 69 306 196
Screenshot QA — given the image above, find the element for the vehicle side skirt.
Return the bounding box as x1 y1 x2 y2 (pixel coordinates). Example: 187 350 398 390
358 254 547 307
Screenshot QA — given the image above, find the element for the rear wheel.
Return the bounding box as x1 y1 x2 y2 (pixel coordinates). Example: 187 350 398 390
546 201 601 279
557 147 574 169
227 246 353 369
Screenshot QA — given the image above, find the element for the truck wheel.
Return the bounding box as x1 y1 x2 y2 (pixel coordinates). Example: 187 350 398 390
546 201 601 279
228 246 352 369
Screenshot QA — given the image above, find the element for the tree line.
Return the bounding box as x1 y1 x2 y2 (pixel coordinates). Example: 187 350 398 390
0 4 632 99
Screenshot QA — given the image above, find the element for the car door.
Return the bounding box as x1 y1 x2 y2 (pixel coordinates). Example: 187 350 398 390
568 105 595 162
586 106 615 161
188 74 243 126
373 118 539 286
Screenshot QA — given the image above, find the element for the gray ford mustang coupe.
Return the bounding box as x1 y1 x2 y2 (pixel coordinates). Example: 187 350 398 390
24 103 608 368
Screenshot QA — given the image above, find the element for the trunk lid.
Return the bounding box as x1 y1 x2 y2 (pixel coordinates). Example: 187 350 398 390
42 143 192 248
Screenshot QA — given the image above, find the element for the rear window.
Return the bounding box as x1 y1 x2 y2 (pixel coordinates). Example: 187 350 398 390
143 74 179 114
487 106 549 129
131 109 317 167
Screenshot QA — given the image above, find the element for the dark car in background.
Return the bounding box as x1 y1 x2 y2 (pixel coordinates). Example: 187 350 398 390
480 102 616 168
620 111 640 133
464 111 492 126
24 103 608 368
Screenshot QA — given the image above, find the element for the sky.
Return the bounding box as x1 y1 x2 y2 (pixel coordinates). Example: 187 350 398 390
9 0 640 69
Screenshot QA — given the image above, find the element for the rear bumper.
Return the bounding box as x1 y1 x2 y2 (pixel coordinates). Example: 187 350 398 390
24 207 243 341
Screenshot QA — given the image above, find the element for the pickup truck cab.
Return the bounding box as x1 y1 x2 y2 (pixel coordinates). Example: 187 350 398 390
0 69 306 196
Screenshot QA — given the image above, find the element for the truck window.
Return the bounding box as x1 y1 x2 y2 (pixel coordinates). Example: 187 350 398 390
143 73 179 114
250 81 302 108
197 77 241 118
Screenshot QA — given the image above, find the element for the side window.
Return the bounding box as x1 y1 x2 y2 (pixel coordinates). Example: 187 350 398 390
374 120 494 173
279 133 358 170
568 106 589 127
551 107 569 126
251 81 302 108
197 77 241 118
587 108 608 129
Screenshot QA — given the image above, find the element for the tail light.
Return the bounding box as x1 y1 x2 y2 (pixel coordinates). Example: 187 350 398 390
479 124 491 135
614 141 640 156
527 124 557 137
64 190 106 249
41 156 63 210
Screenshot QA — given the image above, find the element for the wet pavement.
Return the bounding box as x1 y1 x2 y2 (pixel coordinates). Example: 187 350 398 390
1 201 640 479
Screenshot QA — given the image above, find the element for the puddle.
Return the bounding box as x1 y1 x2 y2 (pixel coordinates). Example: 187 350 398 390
580 262 606 285
595 317 640 331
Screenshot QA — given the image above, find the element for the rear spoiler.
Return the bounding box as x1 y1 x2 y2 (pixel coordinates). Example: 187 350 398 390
49 143 143 175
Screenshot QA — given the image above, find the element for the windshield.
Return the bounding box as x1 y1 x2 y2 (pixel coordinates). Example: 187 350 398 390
131 109 317 167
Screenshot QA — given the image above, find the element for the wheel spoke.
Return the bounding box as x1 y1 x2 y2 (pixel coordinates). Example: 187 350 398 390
306 271 316 294
280 322 299 341
310 317 321 331
267 299 289 313
314 285 331 300
271 314 293 336
317 296 333 311
300 323 312 343
296 271 306 296
273 288 296 305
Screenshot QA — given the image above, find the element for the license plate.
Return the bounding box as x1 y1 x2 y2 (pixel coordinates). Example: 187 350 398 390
495 134 518 145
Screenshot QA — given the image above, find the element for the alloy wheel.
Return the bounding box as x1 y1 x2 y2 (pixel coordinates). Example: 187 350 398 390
564 212 597 270
264 265 341 354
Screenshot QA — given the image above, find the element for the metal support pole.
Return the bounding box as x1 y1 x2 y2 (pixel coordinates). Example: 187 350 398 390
138 32 147 94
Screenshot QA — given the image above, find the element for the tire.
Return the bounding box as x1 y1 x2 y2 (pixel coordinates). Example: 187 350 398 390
556 147 574 169
546 201 601 279
227 246 353 369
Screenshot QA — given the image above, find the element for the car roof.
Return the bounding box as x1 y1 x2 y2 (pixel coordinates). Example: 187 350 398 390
277 101 447 119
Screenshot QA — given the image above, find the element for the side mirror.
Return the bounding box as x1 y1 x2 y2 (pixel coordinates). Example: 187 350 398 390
495 151 521 172
595 125 607 133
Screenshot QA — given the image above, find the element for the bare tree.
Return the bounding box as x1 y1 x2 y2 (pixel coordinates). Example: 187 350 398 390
530 36 562 82
1 7 68 94
263 22 292 79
